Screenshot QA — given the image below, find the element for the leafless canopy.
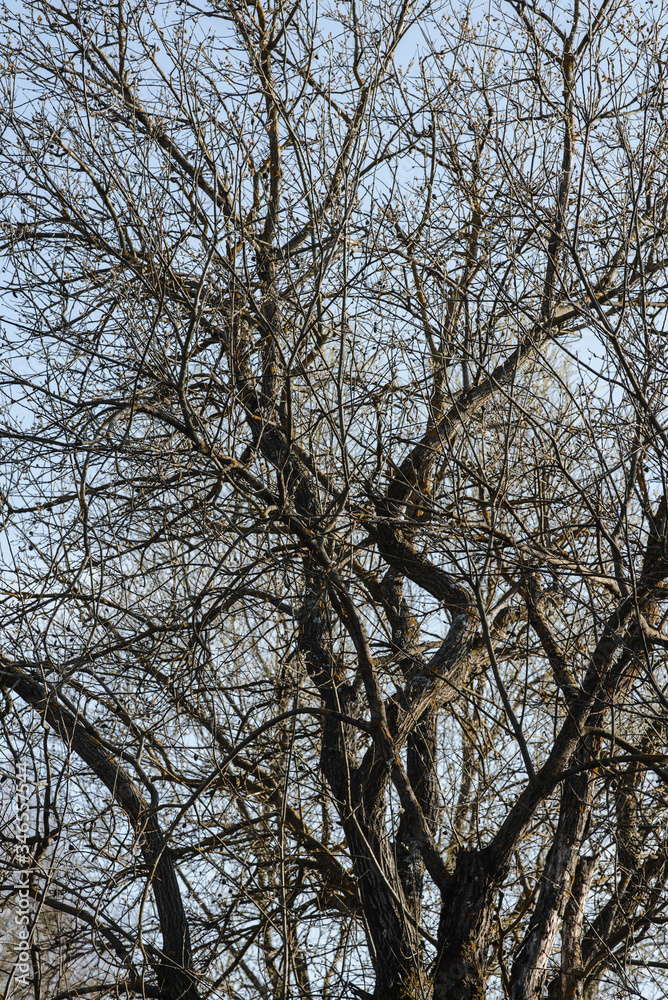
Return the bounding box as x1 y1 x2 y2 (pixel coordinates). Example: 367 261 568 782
2 0 668 997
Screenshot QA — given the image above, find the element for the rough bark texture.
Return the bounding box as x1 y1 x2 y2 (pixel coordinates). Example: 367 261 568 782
509 767 594 1000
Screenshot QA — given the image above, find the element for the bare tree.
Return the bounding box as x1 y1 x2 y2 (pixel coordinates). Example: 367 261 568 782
1 0 668 997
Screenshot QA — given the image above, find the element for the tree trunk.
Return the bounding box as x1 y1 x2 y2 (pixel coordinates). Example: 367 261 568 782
509 764 594 1000
433 850 498 1000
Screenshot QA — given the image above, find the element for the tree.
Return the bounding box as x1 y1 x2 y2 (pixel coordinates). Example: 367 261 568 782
1 0 668 996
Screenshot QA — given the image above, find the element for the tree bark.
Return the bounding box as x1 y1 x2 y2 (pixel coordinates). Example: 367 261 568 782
2 660 199 1000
